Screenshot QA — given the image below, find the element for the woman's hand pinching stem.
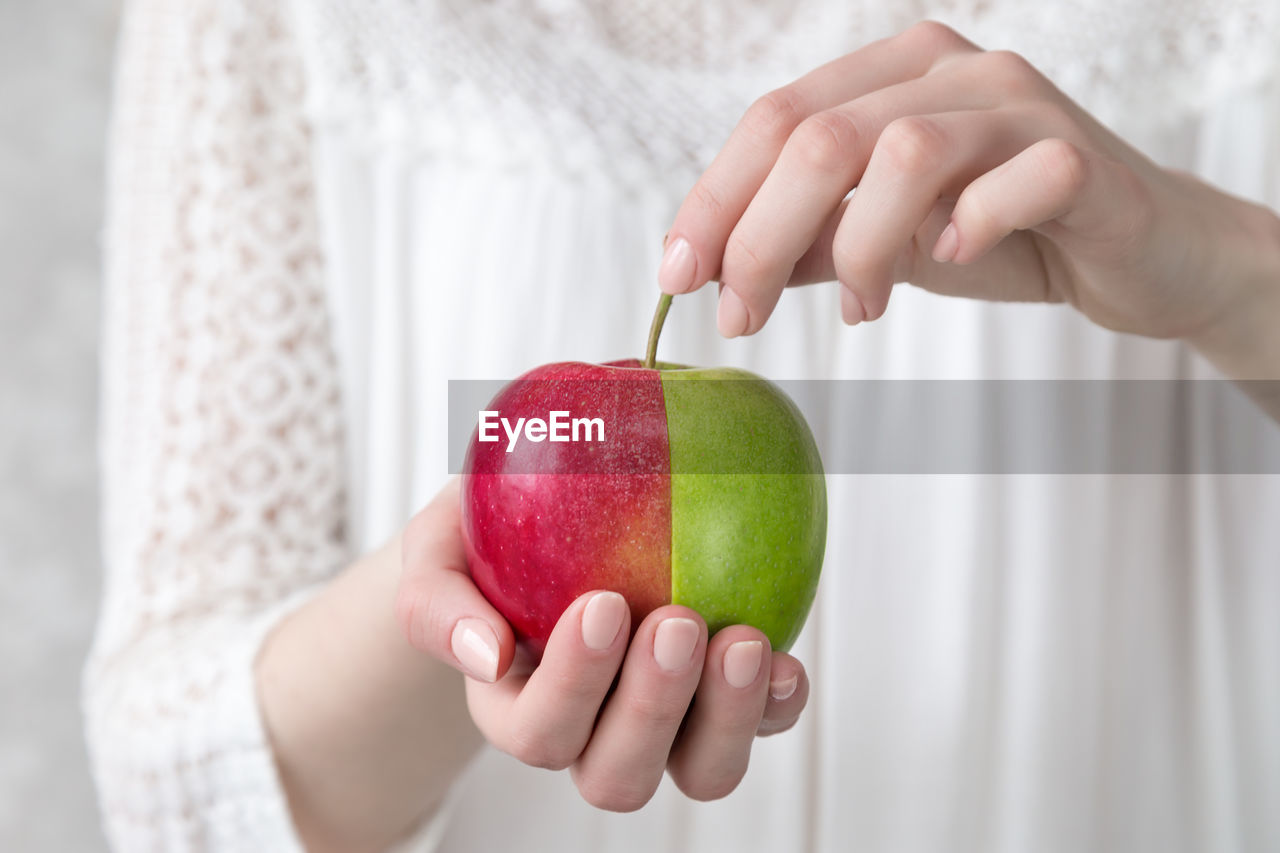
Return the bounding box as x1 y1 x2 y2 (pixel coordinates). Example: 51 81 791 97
661 20 1280 382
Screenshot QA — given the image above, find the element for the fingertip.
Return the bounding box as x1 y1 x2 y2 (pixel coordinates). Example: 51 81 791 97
450 616 503 683
723 639 765 689
580 590 629 652
945 227 990 266
703 625 771 691
717 285 751 337
933 218 987 266
653 616 703 673
864 288 893 322
758 655 807 736
766 652 807 702
931 221 959 263
839 285 866 325
769 672 799 701
658 236 700 295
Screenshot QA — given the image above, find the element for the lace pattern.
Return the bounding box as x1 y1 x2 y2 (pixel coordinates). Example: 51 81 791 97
85 0 344 848
293 0 1280 190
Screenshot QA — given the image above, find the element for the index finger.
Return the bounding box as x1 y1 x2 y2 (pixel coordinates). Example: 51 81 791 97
659 21 977 299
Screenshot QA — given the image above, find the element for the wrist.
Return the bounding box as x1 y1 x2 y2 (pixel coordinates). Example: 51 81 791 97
1186 198 1280 381
258 538 481 852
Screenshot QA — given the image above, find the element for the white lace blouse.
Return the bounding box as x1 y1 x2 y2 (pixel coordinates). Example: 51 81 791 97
85 1 1280 851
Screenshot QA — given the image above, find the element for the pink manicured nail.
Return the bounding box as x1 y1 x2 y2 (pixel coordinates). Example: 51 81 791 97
769 674 799 701
931 222 959 263
717 286 750 337
658 236 697 294
581 591 627 651
723 640 763 689
840 287 866 325
451 618 499 682
653 617 700 672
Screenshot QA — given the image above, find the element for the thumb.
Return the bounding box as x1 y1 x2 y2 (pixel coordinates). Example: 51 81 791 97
394 478 516 683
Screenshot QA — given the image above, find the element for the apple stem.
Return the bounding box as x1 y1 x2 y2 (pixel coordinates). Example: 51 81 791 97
643 293 673 370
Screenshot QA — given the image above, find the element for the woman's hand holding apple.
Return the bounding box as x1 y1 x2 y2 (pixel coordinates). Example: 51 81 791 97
395 480 810 811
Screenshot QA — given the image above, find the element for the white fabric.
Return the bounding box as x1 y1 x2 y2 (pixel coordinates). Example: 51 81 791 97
85 0 1280 851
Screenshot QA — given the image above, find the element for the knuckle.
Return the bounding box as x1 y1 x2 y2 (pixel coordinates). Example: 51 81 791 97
622 690 690 729
740 88 807 150
392 581 432 652
1108 162 1156 255
573 770 654 813
956 191 1002 241
1036 138 1089 198
723 231 771 283
980 49 1042 97
904 19 963 52
504 724 575 770
788 111 861 174
542 660 606 706
391 581 416 635
688 178 728 219
877 115 948 176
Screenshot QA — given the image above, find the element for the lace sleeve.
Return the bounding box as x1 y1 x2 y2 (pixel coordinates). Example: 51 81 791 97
83 0 347 849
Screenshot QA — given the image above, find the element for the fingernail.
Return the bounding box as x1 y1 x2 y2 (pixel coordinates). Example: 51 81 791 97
723 640 763 689
931 222 959 263
840 286 866 325
653 617 700 672
717 286 750 337
658 236 697 294
581 591 627 651
769 674 798 701
451 618 499 682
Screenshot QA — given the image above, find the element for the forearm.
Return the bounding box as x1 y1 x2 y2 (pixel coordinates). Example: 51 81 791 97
1185 196 1280 419
1189 198 1280 376
255 536 482 853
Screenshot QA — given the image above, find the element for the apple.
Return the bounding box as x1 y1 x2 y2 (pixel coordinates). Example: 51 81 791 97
460 297 827 658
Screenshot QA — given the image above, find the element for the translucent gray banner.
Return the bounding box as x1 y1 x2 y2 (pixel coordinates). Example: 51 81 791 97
448 379 1280 474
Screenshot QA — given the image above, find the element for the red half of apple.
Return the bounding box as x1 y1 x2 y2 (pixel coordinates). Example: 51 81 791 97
460 360 827 658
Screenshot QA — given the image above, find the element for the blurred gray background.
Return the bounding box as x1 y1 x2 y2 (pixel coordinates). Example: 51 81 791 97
1 1 120 850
